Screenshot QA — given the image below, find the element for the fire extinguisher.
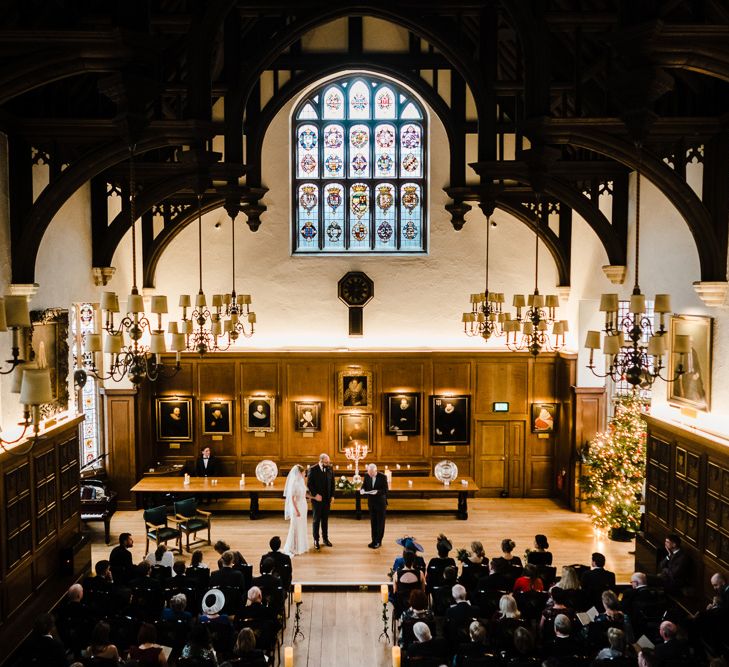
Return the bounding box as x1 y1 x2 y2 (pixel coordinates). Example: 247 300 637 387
556 468 567 491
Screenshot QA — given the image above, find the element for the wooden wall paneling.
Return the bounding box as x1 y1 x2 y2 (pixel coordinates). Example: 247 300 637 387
151 360 196 468
474 359 529 416
432 359 471 394
285 360 331 462
526 431 555 497
197 361 237 470
102 388 137 509
509 421 525 497
569 386 607 511
532 357 557 402
380 359 427 461
240 361 282 461
475 421 508 496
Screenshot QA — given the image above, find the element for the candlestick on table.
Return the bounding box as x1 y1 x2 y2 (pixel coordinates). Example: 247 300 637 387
344 441 368 484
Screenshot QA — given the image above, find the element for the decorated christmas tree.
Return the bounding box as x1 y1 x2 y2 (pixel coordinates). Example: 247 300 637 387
582 394 647 537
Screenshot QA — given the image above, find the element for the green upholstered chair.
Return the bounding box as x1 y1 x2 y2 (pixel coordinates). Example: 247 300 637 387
172 497 212 552
143 505 181 555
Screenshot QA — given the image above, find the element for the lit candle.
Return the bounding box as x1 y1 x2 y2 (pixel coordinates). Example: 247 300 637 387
380 584 388 604
284 646 293 667
294 584 302 604
407 480 413 487
241 473 245 482
392 646 401 667
396 463 401 470
406 464 411 469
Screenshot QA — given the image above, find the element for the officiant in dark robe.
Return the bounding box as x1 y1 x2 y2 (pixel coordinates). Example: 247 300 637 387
361 463 388 548
307 453 335 549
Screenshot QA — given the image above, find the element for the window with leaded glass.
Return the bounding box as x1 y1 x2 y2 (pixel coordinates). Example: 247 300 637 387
293 75 427 253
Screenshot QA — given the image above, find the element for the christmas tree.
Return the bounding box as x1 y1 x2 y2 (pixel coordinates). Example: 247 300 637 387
582 394 647 536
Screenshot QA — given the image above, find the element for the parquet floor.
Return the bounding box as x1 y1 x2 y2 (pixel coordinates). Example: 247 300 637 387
89 498 635 666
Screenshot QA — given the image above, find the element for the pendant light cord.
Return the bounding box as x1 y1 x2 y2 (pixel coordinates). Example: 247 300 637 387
484 214 490 296
197 194 204 294
534 198 540 294
231 213 236 297
634 148 642 294
129 145 138 292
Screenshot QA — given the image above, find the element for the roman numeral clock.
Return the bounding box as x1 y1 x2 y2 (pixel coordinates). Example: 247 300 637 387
338 271 374 336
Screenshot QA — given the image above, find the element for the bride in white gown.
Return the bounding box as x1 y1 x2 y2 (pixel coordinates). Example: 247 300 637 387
283 464 309 556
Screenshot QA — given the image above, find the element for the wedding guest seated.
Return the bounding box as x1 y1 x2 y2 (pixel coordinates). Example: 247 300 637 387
399 590 435 648
514 564 544 593
393 536 426 571
146 543 175 570
406 621 449 662
654 620 691 664
259 536 292 588
491 594 525 650
216 540 248 569
446 584 481 643
501 626 541 666
181 623 218 665
21 613 67 667
211 551 247 590
426 534 456 589
658 534 691 595
453 620 498 667
252 558 281 596
227 627 269 665
592 591 633 644
394 550 426 594
540 586 577 641
481 557 514 592
500 538 524 571
527 534 553 566
200 589 233 627
581 553 616 611
190 548 210 570
544 615 584 662
460 541 489 591
551 566 586 612
109 532 135 586
86 620 121 663
128 622 168 667
56 583 94 651
239 586 279 626
432 565 458 616
593 627 627 662
162 593 193 623
130 561 163 592
83 559 114 594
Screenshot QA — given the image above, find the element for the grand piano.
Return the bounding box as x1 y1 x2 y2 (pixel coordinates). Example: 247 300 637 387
80 457 118 544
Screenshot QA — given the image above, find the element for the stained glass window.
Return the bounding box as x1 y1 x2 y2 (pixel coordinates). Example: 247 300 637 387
293 74 427 253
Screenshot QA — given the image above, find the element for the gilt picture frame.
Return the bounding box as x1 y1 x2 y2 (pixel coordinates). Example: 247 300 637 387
668 314 712 412
156 397 193 442
430 395 470 445
385 392 420 435
531 403 557 433
201 400 233 435
337 370 373 408
244 395 276 432
294 401 322 433
338 413 373 452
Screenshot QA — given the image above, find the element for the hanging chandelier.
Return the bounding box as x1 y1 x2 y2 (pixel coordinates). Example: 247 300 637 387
221 211 255 343
505 199 568 356
179 194 230 355
84 147 183 386
584 161 686 388
462 213 509 341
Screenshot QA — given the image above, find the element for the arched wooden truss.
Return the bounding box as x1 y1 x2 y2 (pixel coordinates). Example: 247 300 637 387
2 1 729 287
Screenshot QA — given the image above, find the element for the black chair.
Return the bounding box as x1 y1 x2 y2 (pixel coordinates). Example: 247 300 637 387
107 614 140 653
130 584 165 621
177 658 217 667
150 564 172 581
535 565 557 588
234 617 280 664
204 621 236 659
400 617 437 651
186 566 211 590
155 617 191 653
238 564 254 593
514 591 550 623
143 505 181 555
430 585 454 616
165 582 202 613
471 588 504 618
212 584 245 617
173 497 212 552
83 588 113 618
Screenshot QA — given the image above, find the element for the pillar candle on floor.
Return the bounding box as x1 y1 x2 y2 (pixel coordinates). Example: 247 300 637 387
380 584 388 603
392 645 401 667
294 584 302 603
284 646 293 667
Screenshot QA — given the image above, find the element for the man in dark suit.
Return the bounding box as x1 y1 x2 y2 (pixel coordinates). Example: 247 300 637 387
109 532 134 585
445 584 480 643
22 613 68 667
658 534 691 593
194 446 219 476
406 621 449 662
260 536 292 588
581 552 616 609
307 452 335 549
360 463 388 548
210 550 247 590
654 620 691 663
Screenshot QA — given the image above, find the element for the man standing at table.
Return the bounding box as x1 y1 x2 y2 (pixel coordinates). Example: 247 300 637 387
307 453 334 550
361 463 388 549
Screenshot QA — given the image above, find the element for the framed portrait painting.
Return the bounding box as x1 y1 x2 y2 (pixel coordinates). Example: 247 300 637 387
244 396 276 432
337 370 373 408
430 395 470 445
531 403 557 433
668 314 712 412
156 397 193 442
201 400 233 435
385 393 420 435
294 401 322 433
338 413 373 452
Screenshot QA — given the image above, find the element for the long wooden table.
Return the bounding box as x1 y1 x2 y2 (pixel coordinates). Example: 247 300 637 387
130 475 479 520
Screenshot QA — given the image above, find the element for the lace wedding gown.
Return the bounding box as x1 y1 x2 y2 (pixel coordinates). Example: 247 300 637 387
283 477 309 556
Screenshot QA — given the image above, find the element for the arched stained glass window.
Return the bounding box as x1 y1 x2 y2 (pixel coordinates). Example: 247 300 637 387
293 74 427 253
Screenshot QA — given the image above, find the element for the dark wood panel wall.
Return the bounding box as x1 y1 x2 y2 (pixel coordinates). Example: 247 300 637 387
108 351 582 500
0 416 88 663
638 416 729 602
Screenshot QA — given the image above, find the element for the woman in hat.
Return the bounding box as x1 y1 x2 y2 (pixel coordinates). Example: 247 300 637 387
392 536 426 573
426 534 456 589
200 589 232 628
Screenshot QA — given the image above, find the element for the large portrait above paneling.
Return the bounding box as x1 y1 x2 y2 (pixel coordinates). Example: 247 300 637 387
668 314 712 412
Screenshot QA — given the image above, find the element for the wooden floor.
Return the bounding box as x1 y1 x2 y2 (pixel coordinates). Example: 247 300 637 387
88 498 636 667
91 497 635 584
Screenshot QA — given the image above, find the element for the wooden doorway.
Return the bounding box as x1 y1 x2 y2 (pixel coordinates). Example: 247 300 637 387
474 420 525 497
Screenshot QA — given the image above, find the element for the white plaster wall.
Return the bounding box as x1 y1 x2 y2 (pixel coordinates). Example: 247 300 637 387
0 133 12 430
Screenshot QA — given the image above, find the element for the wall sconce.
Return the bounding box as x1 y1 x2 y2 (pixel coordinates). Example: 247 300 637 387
0 295 31 374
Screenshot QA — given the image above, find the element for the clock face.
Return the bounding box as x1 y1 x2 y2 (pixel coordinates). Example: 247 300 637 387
338 271 374 306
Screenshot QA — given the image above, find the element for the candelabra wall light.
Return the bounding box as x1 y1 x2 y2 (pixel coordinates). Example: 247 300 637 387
584 162 686 389
83 147 182 386
0 295 31 374
505 200 568 356
462 214 510 341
